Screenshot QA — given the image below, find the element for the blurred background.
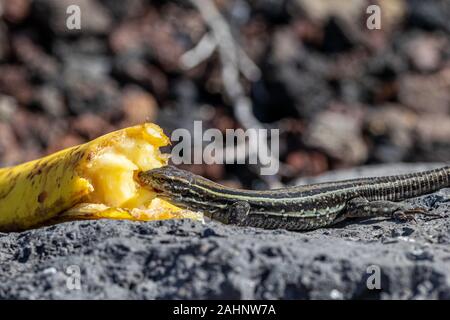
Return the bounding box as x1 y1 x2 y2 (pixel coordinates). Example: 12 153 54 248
0 0 449 189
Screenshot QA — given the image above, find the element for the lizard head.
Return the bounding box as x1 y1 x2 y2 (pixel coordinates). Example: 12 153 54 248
138 165 227 214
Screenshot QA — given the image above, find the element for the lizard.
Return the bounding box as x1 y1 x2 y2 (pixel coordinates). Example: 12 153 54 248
138 165 450 231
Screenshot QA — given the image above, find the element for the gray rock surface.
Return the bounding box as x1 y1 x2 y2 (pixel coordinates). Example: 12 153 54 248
0 164 449 299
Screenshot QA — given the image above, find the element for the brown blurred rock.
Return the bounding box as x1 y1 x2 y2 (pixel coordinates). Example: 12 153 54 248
100 0 148 20
293 19 323 47
373 80 398 104
120 86 158 127
109 4 199 56
296 0 406 31
0 22 9 60
416 115 450 144
0 95 18 121
378 0 407 31
0 122 22 166
0 65 33 105
414 115 450 161
398 69 450 114
286 150 328 177
211 112 236 132
114 57 169 99
144 65 169 99
19 111 66 144
204 163 226 181
12 36 59 80
295 0 366 25
71 113 114 140
109 21 142 54
267 28 333 118
295 0 407 52
272 28 302 64
365 105 417 162
141 7 188 71
63 58 121 116
303 107 368 165
110 7 185 71
2 0 30 23
404 33 446 72
8 109 67 161
46 133 84 154
33 86 66 117
181 164 225 184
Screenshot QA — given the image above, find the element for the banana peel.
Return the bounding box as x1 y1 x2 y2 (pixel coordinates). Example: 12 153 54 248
0 123 203 232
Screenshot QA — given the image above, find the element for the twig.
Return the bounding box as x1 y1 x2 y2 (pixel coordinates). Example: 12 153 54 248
185 0 283 187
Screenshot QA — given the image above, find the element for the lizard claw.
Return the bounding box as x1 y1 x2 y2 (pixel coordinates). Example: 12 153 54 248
393 206 441 222
393 211 417 223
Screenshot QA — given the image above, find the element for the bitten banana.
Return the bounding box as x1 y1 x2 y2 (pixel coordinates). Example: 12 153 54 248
0 123 202 232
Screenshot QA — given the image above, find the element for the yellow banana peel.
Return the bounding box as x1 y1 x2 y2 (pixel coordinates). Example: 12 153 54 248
0 123 202 232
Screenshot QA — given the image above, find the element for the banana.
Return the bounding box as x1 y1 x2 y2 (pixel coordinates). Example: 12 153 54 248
0 123 202 232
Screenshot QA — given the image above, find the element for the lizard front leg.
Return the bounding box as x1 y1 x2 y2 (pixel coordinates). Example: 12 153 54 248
345 197 439 222
209 201 251 226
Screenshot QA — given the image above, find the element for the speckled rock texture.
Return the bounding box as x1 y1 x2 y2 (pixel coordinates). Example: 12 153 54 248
0 164 449 299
